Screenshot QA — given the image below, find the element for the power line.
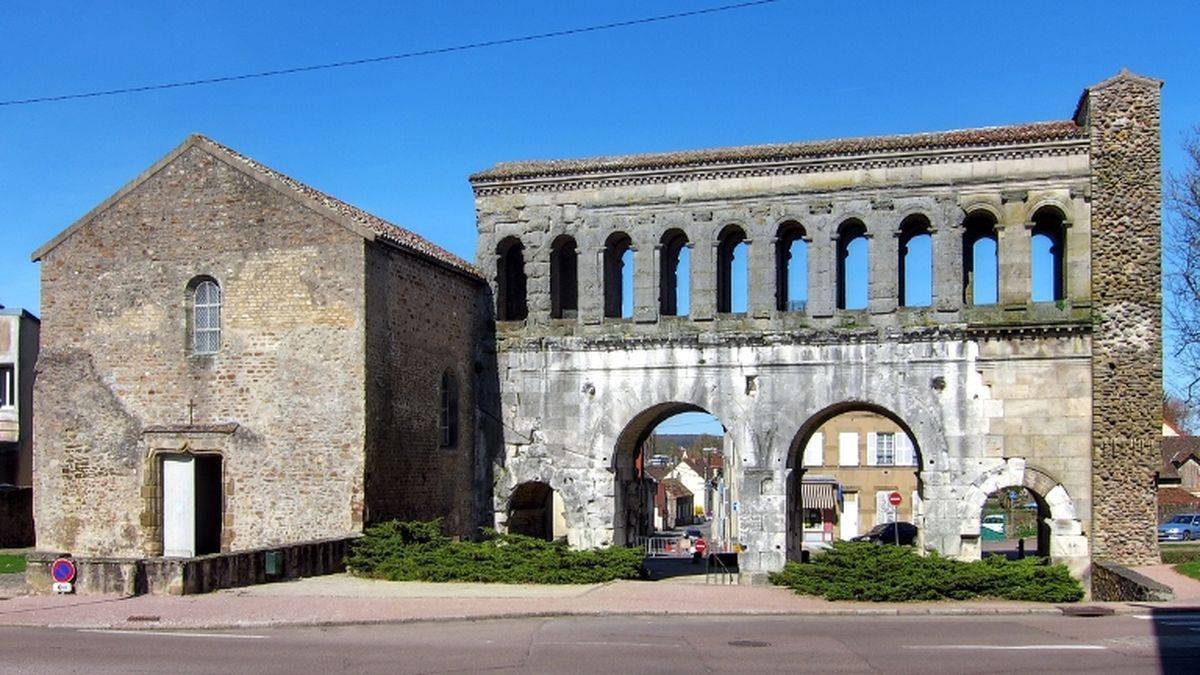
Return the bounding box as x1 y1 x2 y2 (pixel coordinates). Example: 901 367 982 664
0 1 780 108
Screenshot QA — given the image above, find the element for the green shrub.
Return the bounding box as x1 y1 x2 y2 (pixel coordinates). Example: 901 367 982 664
347 519 644 584
1161 545 1200 565
0 554 25 575
769 542 1082 602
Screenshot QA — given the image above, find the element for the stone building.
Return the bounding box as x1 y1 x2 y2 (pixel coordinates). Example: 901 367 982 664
470 71 1163 583
30 135 487 590
0 306 38 547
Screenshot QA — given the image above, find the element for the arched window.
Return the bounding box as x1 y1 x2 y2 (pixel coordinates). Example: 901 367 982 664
962 211 998 306
604 232 633 318
659 229 690 316
190 277 221 354
716 225 748 314
439 370 458 448
898 215 933 308
550 235 578 319
836 220 869 310
1030 207 1067 302
775 221 808 312
496 237 528 321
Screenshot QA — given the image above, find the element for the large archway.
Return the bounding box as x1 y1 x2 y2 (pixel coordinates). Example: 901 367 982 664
785 402 924 562
611 403 727 549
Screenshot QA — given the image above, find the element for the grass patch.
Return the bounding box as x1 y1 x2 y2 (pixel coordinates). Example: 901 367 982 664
769 542 1083 603
1161 545 1200 565
0 554 26 575
347 520 644 584
1175 560 1200 581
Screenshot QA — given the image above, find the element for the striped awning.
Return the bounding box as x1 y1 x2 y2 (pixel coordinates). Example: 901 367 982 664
801 481 837 510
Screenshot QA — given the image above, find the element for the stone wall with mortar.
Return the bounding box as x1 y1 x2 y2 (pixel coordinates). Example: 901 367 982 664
1084 72 1163 566
34 145 367 557
465 78 1162 581
363 244 487 537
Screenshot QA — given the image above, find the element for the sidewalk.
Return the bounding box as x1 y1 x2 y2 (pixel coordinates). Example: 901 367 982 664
0 573 1143 630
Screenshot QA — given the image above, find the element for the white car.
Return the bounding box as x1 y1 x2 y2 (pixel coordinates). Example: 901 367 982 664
981 514 1006 535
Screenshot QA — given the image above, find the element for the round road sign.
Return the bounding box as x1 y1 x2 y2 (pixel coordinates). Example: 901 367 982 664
50 558 76 584
888 491 903 507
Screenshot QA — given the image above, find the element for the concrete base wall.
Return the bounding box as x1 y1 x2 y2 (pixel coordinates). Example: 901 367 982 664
26 536 356 596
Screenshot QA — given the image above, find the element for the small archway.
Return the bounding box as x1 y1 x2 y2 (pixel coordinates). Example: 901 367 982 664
1030 206 1067 302
550 235 579 319
785 403 923 562
979 485 1049 559
962 211 998 306
775 221 808 312
496 237 528 321
507 481 562 541
716 225 748 314
659 229 690 316
836 220 869 310
604 232 633 319
898 214 932 308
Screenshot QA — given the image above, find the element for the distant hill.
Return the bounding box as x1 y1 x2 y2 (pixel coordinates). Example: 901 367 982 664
649 433 722 458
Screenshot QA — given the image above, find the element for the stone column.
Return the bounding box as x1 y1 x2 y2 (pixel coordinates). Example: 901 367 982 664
690 228 717 321
1086 71 1163 568
932 202 963 314
997 199 1031 311
579 240 604 324
632 238 656 323
807 215 835 318
868 215 898 314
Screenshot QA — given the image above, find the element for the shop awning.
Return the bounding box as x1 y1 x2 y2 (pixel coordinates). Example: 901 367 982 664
801 481 836 510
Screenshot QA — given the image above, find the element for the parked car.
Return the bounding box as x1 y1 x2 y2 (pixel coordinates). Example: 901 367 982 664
685 528 703 540
1159 513 1200 542
852 522 918 546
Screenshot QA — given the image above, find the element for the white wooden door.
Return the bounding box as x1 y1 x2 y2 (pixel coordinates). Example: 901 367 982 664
162 455 196 558
841 492 859 540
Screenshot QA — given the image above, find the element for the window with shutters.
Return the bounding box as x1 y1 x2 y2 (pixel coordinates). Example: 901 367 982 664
838 432 859 466
189 277 221 355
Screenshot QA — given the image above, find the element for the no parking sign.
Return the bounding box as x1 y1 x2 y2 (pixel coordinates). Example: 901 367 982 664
50 557 76 594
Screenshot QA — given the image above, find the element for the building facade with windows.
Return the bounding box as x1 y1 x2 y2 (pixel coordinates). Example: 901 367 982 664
29 135 487 585
0 306 39 547
792 411 920 545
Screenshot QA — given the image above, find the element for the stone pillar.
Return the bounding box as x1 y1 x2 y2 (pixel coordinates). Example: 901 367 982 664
1086 70 1163 566
579 240 604 324
690 228 717 321
632 238 657 323
807 216 835 318
932 203 963 313
868 216 898 314
747 235 774 319
997 204 1031 311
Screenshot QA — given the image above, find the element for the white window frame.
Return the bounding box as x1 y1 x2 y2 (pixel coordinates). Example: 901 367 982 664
192 279 221 355
0 364 13 409
875 432 896 466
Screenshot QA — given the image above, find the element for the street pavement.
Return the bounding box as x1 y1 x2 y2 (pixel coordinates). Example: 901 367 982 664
1 612 1198 673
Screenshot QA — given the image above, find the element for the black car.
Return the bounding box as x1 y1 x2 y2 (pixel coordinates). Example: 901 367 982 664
852 522 918 546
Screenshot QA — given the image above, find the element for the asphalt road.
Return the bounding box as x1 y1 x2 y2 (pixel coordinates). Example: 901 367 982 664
2 612 1198 674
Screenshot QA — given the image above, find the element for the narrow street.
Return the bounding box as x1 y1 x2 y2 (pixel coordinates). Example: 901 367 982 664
2 612 1197 673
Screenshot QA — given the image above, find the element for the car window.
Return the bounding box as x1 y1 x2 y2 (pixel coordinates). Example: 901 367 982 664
1171 515 1192 523
1193 516 1200 526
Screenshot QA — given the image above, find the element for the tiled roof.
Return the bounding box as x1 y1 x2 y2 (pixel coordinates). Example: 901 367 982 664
197 136 482 280
1161 436 1200 480
471 120 1087 183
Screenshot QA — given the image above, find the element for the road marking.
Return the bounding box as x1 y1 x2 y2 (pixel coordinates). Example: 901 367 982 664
79 629 268 640
903 645 1105 651
542 640 681 648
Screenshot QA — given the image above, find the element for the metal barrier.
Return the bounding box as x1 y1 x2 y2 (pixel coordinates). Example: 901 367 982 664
642 535 686 558
705 552 739 584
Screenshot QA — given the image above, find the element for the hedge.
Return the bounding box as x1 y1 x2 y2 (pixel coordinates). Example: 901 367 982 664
346 520 644 584
769 542 1083 602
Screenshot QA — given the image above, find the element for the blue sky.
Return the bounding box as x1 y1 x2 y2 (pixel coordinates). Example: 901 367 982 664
2 1 1197 433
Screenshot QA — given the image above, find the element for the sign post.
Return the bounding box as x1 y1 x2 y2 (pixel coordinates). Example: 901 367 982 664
888 491 903 546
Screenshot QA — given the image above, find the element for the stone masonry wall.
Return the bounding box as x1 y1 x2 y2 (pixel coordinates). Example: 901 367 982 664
35 146 367 556
363 244 486 538
1086 72 1163 565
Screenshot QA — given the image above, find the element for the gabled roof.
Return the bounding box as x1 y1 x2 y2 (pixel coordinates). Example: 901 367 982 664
32 134 482 281
1161 436 1200 481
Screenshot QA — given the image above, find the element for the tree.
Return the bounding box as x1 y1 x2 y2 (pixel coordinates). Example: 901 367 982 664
1164 393 1192 435
1166 127 1200 407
